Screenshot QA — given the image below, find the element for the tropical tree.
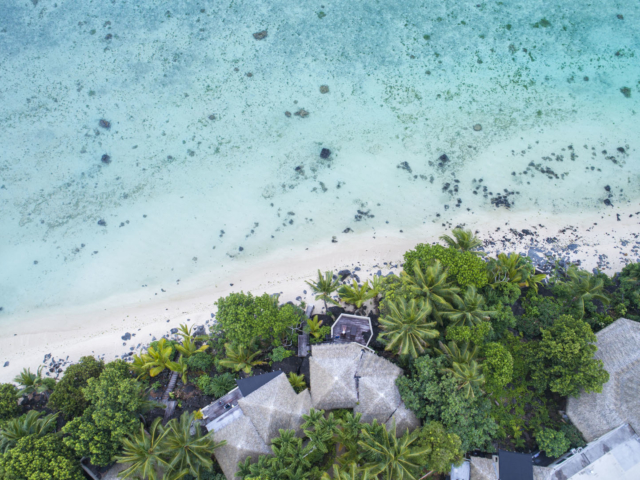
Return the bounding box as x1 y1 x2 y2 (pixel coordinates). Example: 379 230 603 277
302 409 340 455
440 228 485 255
13 367 52 397
435 341 479 365
162 411 226 479
175 324 210 358
378 298 439 357
306 315 325 340
564 267 610 318
322 463 372 480
167 356 189 385
218 343 266 374
339 280 377 313
115 417 170 480
443 286 495 327
47 356 104 419
0 410 58 453
305 270 341 312
441 361 485 398
401 260 459 324
0 384 20 421
288 373 307 393
358 421 429 479
486 252 546 292
141 338 175 378
415 422 464 474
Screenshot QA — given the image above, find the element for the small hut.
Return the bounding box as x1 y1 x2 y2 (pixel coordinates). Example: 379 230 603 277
214 416 272 480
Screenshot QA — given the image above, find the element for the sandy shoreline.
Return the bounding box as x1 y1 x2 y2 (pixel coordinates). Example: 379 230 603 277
1 203 638 383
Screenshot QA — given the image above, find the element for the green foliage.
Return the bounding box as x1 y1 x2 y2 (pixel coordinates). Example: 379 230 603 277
396 355 498 452
618 262 640 310
270 346 293 363
0 433 83 480
218 343 266 374
167 357 189 385
0 385 19 422
305 270 341 311
310 325 331 344
481 342 513 390
197 373 236 398
439 228 485 256
482 282 521 306
48 356 104 419
535 428 570 458
0 410 58 453
186 352 215 372
115 417 169 480
560 423 586 449
338 280 377 310
486 253 545 292
305 316 326 340
378 298 438 357
516 290 564 338
488 303 517 339
215 292 304 347
62 361 158 467
530 315 609 397
403 244 488 288
445 322 492 344
444 286 495 327
415 421 464 473
564 267 610 318
13 367 52 397
175 324 210 359
288 373 307 393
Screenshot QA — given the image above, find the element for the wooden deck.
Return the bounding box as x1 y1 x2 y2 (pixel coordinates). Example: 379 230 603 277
201 387 243 422
298 333 310 357
331 314 372 347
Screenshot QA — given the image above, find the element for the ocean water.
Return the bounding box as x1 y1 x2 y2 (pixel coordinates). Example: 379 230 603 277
0 0 639 318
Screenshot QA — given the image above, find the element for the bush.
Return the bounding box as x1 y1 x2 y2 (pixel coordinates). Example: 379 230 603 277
48 356 104 419
403 244 488 288
535 428 570 458
530 315 609 397
215 292 304 347
416 421 464 473
516 290 564 338
0 384 20 421
0 433 83 480
446 322 492 344
489 303 517 339
149 339 179 361
62 361 150 466
269 347 293 363
186 352 215 372
396 355 498 452
619 262 640 310
560 423 586 449
481 342 513 390
197 373 236 398
483 282 521 306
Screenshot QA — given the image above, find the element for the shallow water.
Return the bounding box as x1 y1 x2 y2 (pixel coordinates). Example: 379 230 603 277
1 0 639 317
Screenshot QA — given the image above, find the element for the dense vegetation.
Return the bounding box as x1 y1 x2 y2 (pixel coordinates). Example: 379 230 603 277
0 228 637 479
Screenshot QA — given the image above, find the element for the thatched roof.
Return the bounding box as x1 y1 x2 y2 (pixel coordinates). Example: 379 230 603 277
354 351 403 424
356 350 402 378
309 343 363 410
384 401 421 436
566 318 640 441
238 372 311 445
214 414 271 480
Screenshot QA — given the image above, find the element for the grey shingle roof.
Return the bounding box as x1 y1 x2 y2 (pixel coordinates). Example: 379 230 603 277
566 318 640 441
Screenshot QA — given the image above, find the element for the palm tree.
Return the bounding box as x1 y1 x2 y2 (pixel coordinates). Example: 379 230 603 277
322 463 372 480
130 354 149 380
13 367 51 397
175 325 209 359
306 315 325 340
442 361 485 398
115 417 170 480
336 411 365 466
565 267 610 318
141 338 175 377
218 343 266 374
306 270 341 312
401 260 459 324
162 411 226 479
0 411 58 453
487 253 546 292
378 298 439 358
339 280 377 313
440 228 485 255
358 421 429 480
443 286 495 327
435 341 479 365
167 357 189 385
302 409 339 455
288 372 307 393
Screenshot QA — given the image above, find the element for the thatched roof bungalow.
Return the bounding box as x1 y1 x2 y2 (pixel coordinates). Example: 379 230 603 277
214 415 272 480
567 318 640 442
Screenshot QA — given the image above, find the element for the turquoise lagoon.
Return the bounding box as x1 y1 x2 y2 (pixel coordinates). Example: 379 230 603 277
0 0 638 317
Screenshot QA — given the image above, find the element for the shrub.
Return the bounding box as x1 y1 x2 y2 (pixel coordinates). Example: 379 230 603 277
483 282 521 306
0 384 20 421
489 303 517 339
530 315 609 397
516 290 564 338
186 352 215 372
536 428 570 458
197 373 236 398
149 339 179 361
48 356 104 419
619 262 640 310
269 347 293 363
560 423 586 449
416 422 464 473
215 292 304 347
0 433 83 480
62 361 151 466
481 342 513 389
403 244 488 288
446 322 492 344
